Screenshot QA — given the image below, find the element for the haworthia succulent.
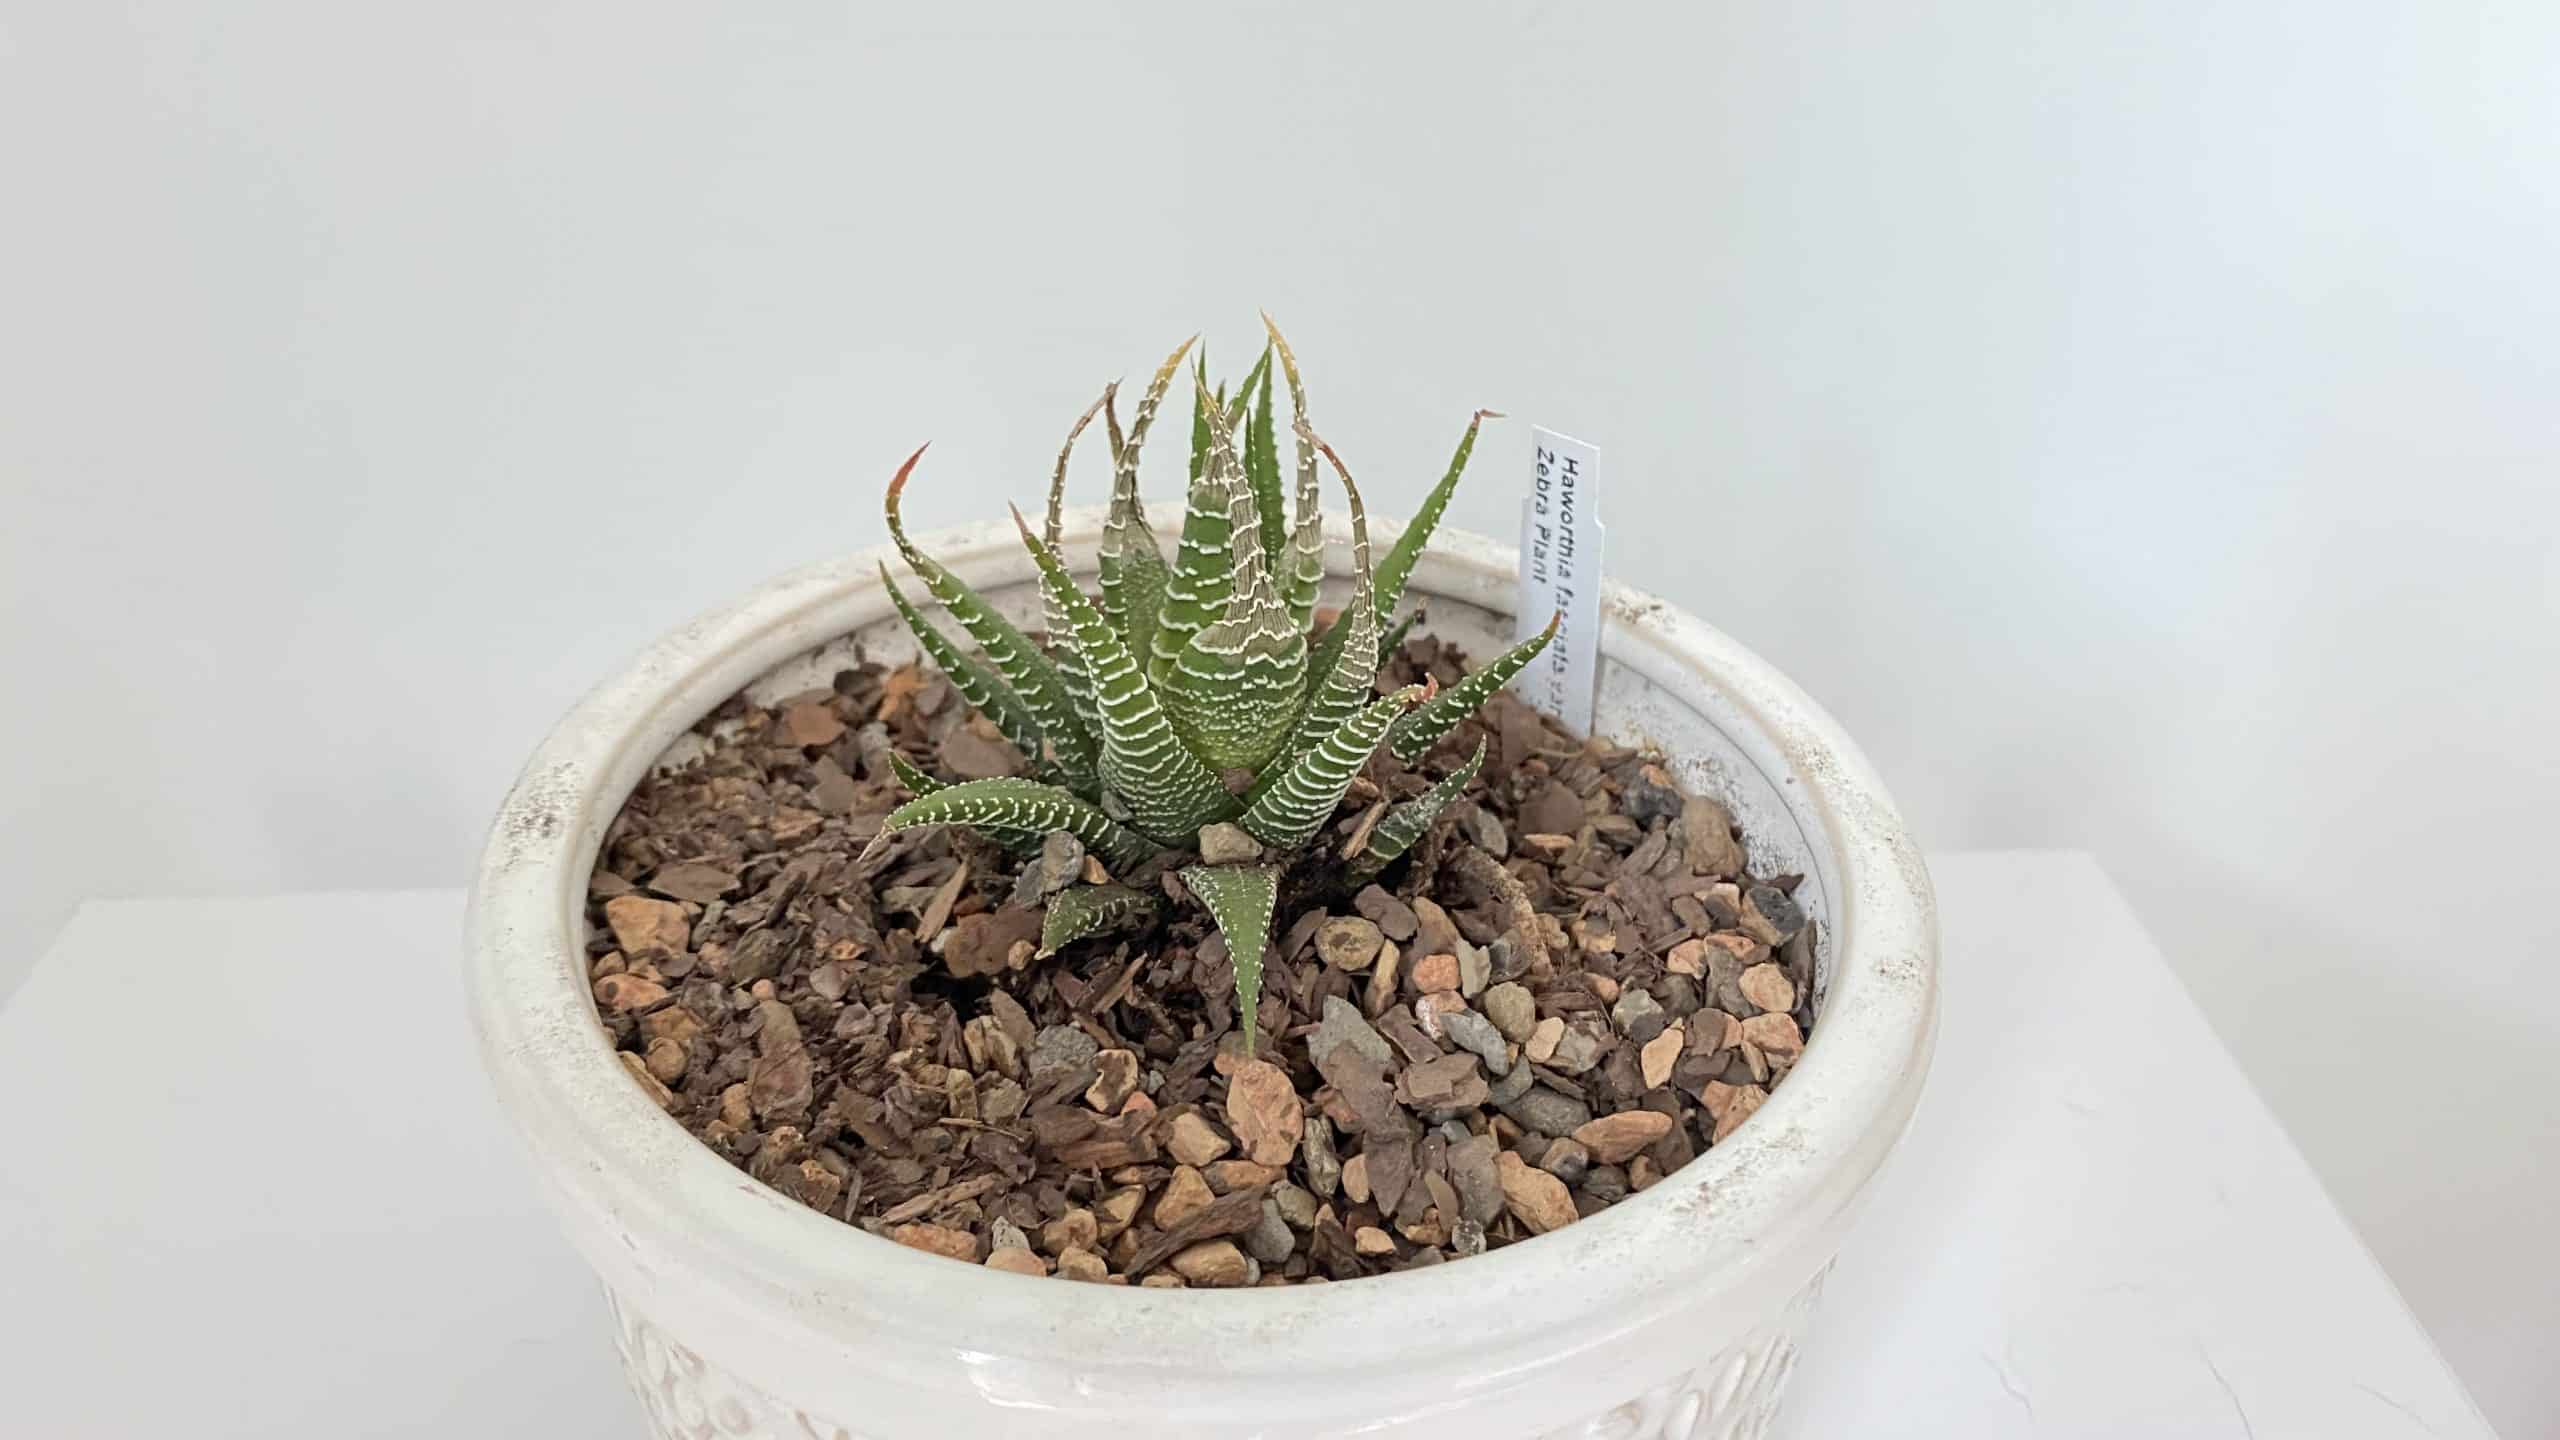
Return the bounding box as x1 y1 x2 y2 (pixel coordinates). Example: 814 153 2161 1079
873 777 1159 873
879 565 1050 778
1042 389 1111 733
1163 415 1307 772
1037 883 1162 957
1238 684 1426 851
1373 409 1497 621
1348 738 1487 883
883 449 1099 792
1150 387 1246 688
1099 338 1190 653
1013 510 1238 843
1263 313 1328 633
1388 612 1559 764
1179 862 1281 1052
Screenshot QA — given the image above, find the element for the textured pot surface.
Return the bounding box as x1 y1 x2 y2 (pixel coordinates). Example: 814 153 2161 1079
466 509 1939 1440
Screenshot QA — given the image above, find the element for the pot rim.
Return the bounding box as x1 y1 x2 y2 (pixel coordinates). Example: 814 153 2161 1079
465 506 1937 1374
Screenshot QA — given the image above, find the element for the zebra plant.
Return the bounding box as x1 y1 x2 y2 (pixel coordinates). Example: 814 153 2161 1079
870 319 1556 1050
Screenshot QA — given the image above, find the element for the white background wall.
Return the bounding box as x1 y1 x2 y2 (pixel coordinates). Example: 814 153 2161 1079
5 2 2553 1428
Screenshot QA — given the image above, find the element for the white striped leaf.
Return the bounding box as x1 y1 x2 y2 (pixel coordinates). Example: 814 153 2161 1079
874 777 1159 874
884 449 1099 793
1388 612 1558 765
1014 510 1239 844
1238 684 1426 851
1179 862 1281 1053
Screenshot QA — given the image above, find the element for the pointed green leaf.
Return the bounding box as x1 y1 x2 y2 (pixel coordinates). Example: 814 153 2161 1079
880 564 1051 779
1040 388 1111 734
1038 883 1162 957
1242 343 1286 572
1348 738 1486 884
1389 612 1559 765
1014 510 1239 843
1254 441 1377 805
1264 315 1328 633
884 748 947 799
1179 862 1280 1053
1374 409 1497 620
1378 604 1423 662
1149 386 1247 687
884 449 1098 793
1238 684 1425 851
1099 339 1189 654
873 777 1158 873
1162 410 1308 772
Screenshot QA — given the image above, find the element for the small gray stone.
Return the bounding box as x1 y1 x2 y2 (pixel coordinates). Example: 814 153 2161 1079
1549 1020 1610 1074
1244 1198 1296 1264
1742 884 1806 945
1438 1008 1511 1076
1197 822 1261 866
1610 988 1669 1044
1028 1024 1098 1090
1451 1216 1488 1257
1457 941 1490 999
1581 1163 1630 1205
991 1217 1032 1252
1314 995 1394 1070
1623 763 1686 825
1302 1115 1342 1198
1452 802 1508 858
1537 1136 1591 1186
1446 1134 1505 1224
1037 831 1087 895
1486 934 1530 984
1487 1060 1536 1106
1482 982 1538 1042
1352 885 1419 942
1499 1084 1595 1137
1273 1182 1319 1230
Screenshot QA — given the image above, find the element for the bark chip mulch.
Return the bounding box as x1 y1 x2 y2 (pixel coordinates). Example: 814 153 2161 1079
583 632 1818 1286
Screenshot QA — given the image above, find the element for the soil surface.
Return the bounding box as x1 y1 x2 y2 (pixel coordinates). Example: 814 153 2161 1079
583 631 1818 1286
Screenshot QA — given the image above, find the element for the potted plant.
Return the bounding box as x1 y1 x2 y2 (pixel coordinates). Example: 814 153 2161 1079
466 321 1938 1439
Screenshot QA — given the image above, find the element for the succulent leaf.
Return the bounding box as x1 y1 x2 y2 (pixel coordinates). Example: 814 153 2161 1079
1242 343 1287 568
1373 409 1497 621
884 449 1099 792
1038 883 1162 957
1389 611 1560 764
873 777 1158 872
884 748 947 800
1150 386 1248 687
879 564 1051 778
1042 389 1111 732
1178 862 1281 1052
1162 407 1308 771
1238 684 1426 851
1347 738 1486 883
1099 339 1191 653
1253 440 1377 804
1014 510 1239 842
1262 314 1328 632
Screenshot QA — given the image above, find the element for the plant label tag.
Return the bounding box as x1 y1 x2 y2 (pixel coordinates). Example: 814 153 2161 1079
1516 426 1606 736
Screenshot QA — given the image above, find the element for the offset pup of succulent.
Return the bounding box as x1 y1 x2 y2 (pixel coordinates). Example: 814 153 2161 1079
870 318 1557 1049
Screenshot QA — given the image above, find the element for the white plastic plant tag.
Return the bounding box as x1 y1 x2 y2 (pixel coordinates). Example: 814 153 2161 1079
1516 426 1606 736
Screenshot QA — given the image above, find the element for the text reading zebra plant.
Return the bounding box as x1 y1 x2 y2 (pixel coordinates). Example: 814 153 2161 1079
870 320 1556 1050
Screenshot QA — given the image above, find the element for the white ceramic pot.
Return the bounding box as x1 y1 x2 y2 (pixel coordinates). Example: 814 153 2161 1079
466 509 1938 1440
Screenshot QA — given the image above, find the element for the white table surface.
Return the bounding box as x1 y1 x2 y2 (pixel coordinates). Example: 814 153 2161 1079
0 852 2494 1438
